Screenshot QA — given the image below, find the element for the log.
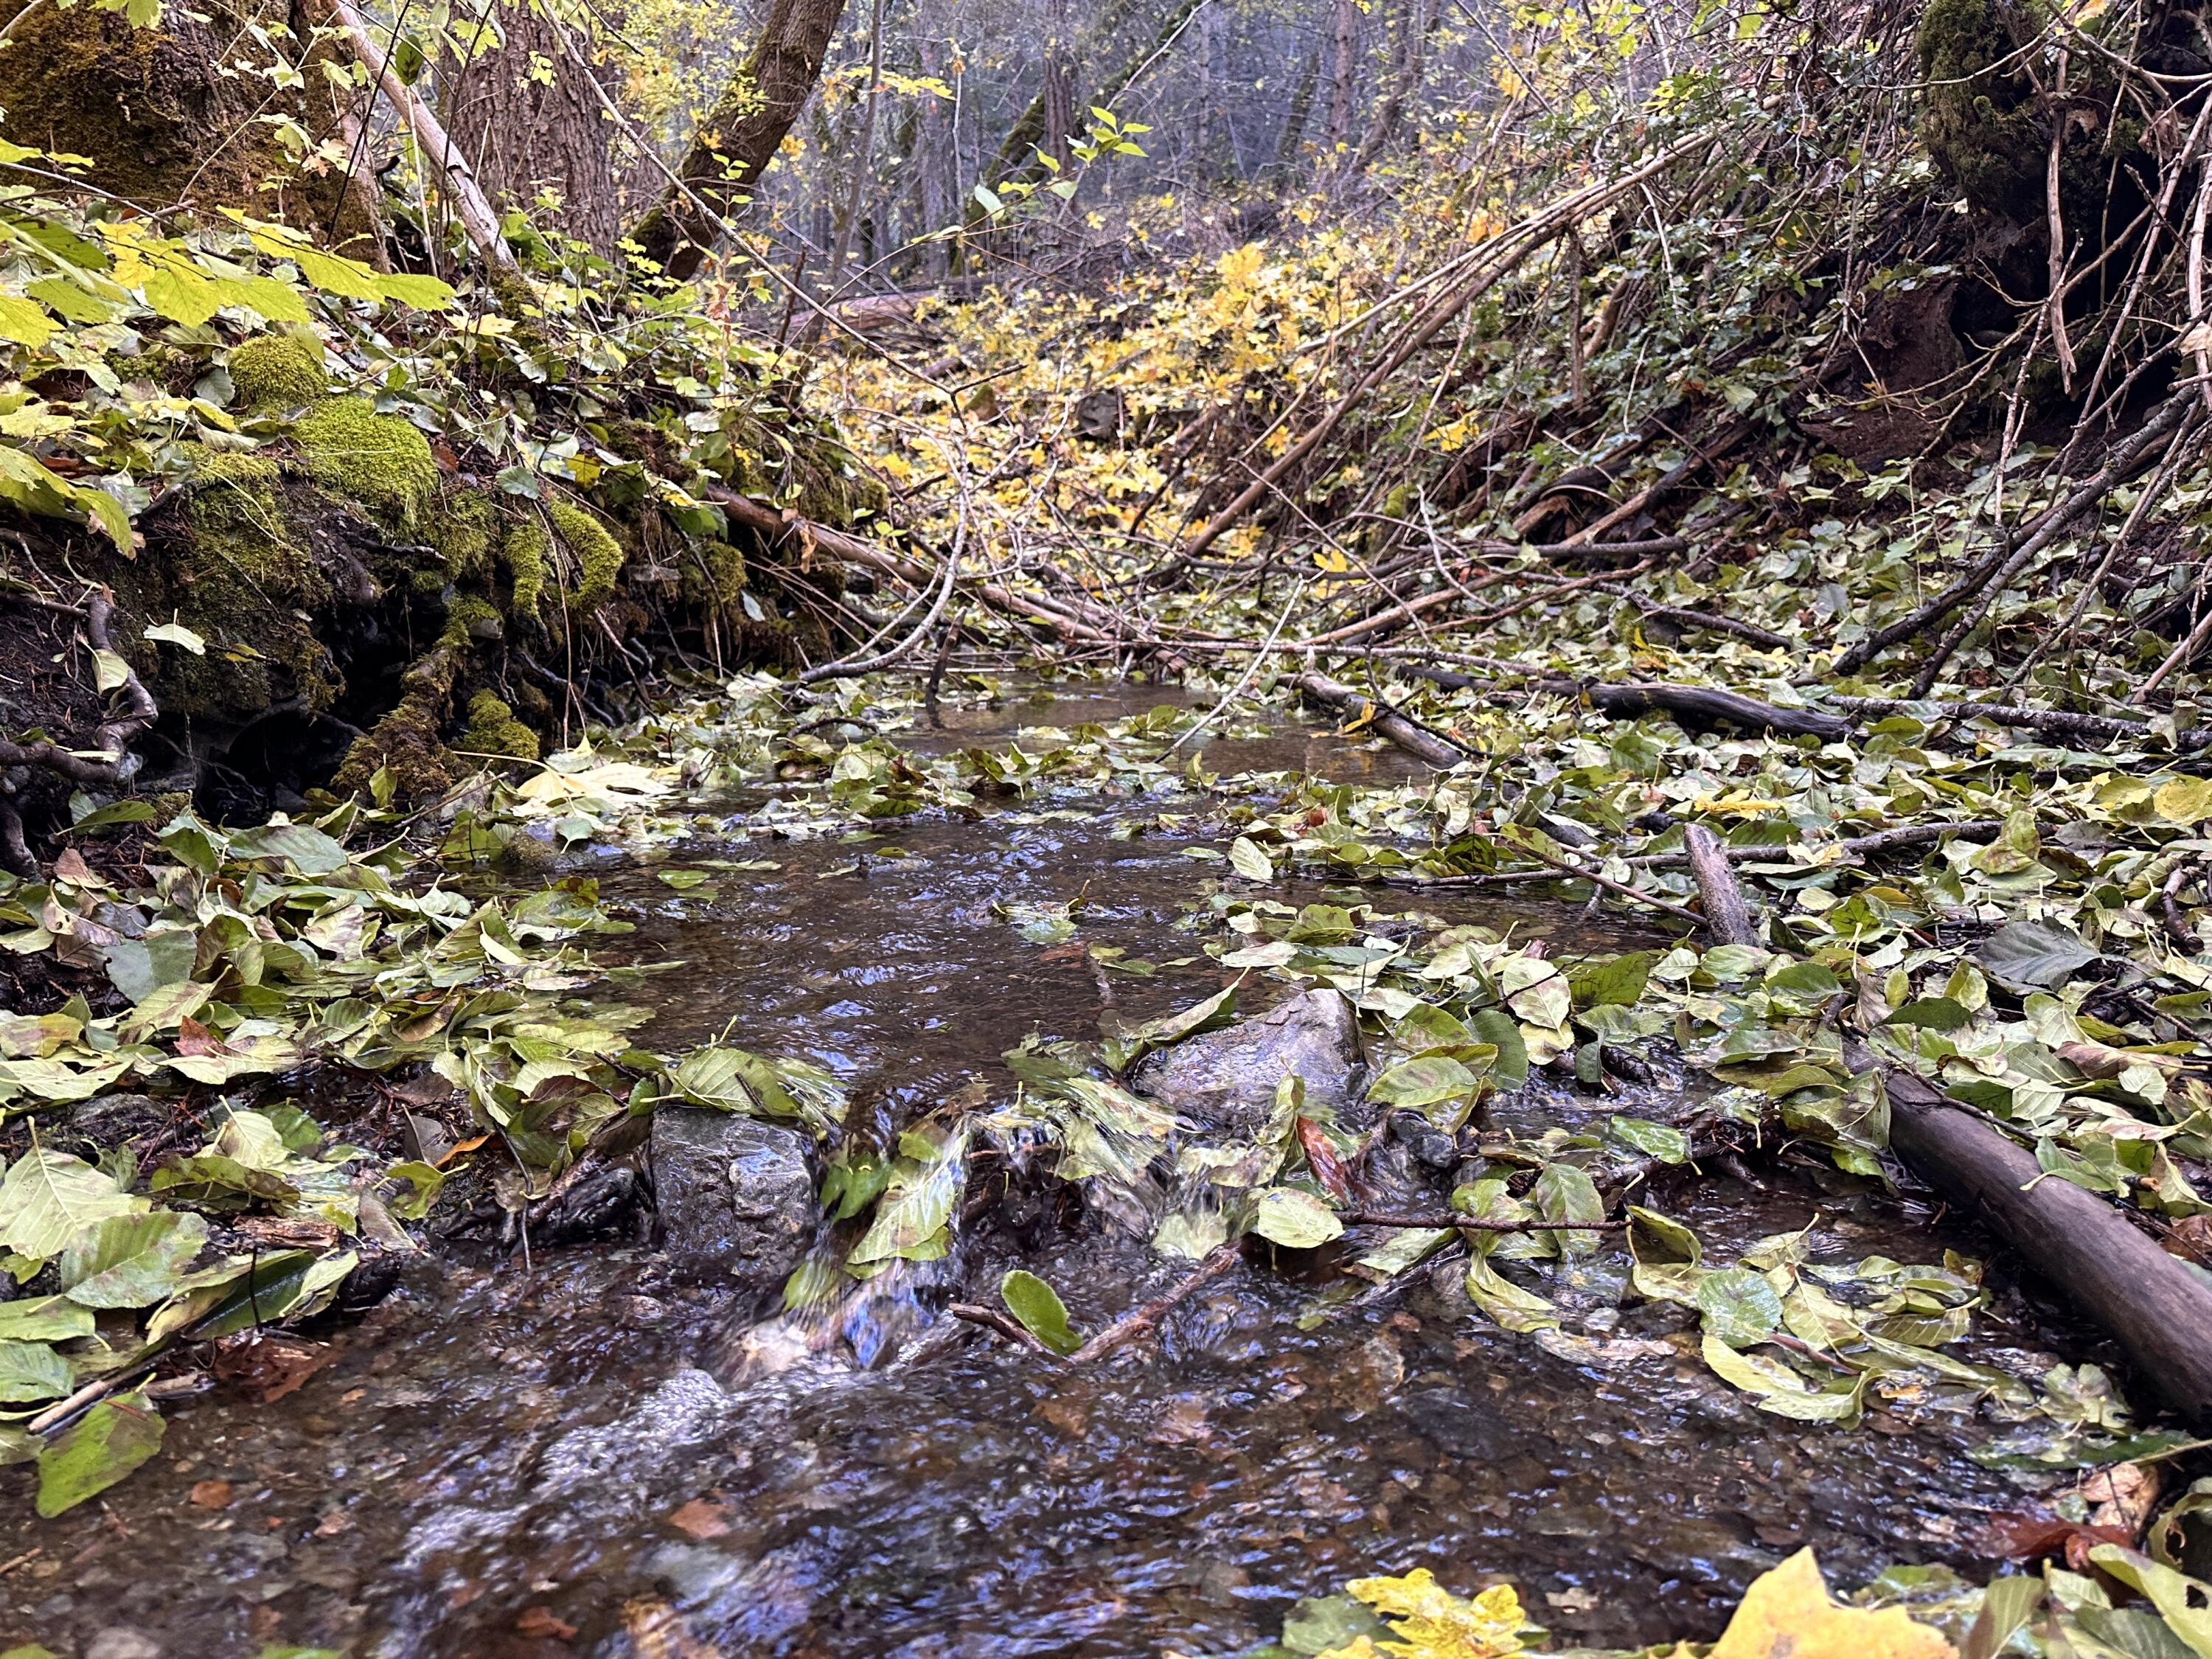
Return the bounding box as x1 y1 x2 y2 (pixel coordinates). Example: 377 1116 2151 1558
1291 672 1464 767
1401 665 1851 739
1683 824 1759 945
1874 1062 2212 1424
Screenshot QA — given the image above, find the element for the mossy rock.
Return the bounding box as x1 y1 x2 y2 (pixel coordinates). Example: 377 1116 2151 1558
230 334 327 411
295 396 437 532
681 538 748 611
460 690 540 764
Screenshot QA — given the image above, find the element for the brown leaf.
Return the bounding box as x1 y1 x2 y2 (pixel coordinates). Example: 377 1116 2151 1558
515 1607 578 1641
212 1333 340 1404
49 848 93 883
187 1478 234 1510
173 1016 232 1058
1974 1509 2134 1567
667 1498 729 1540
1296 1117 1349 1201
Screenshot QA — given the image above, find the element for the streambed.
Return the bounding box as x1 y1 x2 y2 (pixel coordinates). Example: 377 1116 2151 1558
0 689 2099 1658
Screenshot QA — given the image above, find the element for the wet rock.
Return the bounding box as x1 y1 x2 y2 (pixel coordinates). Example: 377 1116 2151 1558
1129 988 1364 1129
650 1108 816 1290
65 1091 171 1149
85 1631 163 1659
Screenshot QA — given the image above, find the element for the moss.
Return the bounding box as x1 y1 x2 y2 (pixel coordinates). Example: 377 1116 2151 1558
331 644 456 801
681 538 748 611
460 690 540 763
440 596 501 648
1916 0 2046 218
294 396 437 532
433 489 498 581
230 334 327 410
505 519 549 618
549 500 625 609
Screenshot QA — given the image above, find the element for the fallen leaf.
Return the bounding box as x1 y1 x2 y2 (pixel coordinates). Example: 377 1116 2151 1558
187 1478 233 1509
1705 1549 1955 1658
515 1606 578 1640
668 1498 730 1540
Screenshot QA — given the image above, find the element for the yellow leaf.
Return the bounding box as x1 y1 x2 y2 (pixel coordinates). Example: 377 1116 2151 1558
1318 1569 1526 1659
2154 776 2212 824
1694 791 1788 816
1706 1551 1955 1659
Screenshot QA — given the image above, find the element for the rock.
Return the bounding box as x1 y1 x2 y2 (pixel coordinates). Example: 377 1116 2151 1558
649 1108 817 1291
1128 988 1365 1129
85 1630 163 1659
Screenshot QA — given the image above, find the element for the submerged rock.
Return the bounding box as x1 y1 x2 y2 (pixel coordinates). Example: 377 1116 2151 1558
649 1109 817 1291
1129 988 1365 1129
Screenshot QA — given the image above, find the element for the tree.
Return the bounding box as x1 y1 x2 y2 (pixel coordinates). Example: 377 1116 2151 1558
628 0 852 280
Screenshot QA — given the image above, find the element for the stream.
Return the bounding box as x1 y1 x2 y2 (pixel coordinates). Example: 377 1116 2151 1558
0 686 2099 1658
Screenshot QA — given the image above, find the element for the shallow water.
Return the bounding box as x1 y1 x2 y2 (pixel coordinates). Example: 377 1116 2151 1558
0 692 2093 1658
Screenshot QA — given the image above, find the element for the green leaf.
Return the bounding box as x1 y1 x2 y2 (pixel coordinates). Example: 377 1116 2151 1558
1609 1115 1688 1163
1569 950 1653 1009
378 271 456 310
2087 1548 2212 1659
35 1391 164 1517
1697 1267 1784 1346
1467 1009 1528 1088
1464 1253 1559 1332
1532 1161 1604 1254
0 1340 72 1403
223 821 350 875
849 1127 968 1266
1249 1186 1343 1249
1700 1332 1865 1422
0 1150 147 1259
1978 919 2101 992
999 1269 1081 1354
140 265 222 326
0 1297 94 1342
142 621 205 654
60 1211 209 1308
1886 997 1972 1031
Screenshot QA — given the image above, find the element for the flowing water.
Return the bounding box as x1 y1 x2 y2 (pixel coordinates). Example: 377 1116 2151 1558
0 689 2096 1658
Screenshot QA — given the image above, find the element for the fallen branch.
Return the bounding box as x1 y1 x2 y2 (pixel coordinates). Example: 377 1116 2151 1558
1684 823 1760 946
1828 695 2208 751
1070 1240 1243 1363
1402 665 1851 738
313 0 519 275
1292 671 1464 767
1340 1211 1629 1231
947 1302 1062 1357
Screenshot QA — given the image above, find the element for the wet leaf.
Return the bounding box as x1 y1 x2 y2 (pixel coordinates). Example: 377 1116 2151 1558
0 1150 147 1259
1695 1550 1955 1658
1000 1269 1081 1354
1697 1267 1784 1347
1318 1568 1529 1658
1251 1187 1344 1250
1978 919 2101 993
59 1211 209 1308
35 1391 164 1517
1230 836 1276 882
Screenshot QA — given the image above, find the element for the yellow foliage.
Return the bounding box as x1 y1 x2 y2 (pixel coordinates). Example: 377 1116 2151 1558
1686 1551 1956 1659
1316 1569 1527 1659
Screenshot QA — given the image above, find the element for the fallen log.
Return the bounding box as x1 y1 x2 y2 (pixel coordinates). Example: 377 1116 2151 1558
1685 829 2212 1423
702 485 1129 647
1292 671 1465 767
1402 665 1851 739
1683 824 1759 945
1878 1061 2212 1423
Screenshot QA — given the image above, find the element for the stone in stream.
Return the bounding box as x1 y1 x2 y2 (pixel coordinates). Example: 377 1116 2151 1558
1128 988 1366 1129
649 1108 818 1290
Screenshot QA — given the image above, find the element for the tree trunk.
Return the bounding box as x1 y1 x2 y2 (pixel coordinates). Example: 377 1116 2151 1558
1352 0 1436 170
1324 0 1358 158
442 0 655 255
627 0 849 280
0 0 375 251
915 36 952 276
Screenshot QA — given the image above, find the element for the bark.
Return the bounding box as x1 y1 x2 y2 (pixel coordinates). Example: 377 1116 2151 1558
1878 1062 2212 1425
0 0 374 248
914 37 953 274
1683 824 1759 945
445 0 656 255
1293 672 1464 767
1324 0 1357 157
628 0 850 280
